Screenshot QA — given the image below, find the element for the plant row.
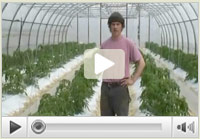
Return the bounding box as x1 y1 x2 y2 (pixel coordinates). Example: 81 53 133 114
145 42 198 82
2 42 96 94
32 65 98 116
140 53 189 116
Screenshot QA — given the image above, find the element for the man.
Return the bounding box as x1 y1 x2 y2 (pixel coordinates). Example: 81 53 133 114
100 12 145 116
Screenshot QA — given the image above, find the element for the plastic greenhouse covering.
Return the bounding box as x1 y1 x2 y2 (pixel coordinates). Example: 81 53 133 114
1 2 199 117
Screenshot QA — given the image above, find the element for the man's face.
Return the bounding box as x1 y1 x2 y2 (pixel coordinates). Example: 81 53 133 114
110 22 123 38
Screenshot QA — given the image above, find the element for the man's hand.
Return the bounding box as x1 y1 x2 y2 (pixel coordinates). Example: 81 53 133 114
121 56 145 87
121 77 134 86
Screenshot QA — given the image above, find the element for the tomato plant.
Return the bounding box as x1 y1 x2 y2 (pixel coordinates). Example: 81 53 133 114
2 42 96 94
140 53 189 116
32 66 98 116
145 42 198 82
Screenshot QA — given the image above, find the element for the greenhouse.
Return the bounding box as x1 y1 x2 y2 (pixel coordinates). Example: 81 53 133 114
1 2 198 116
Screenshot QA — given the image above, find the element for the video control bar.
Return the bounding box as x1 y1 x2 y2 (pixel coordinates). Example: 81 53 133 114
2 117 198 138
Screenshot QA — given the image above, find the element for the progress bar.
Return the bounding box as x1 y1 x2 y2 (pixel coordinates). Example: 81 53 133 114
46 123 162 131
28 117 171 137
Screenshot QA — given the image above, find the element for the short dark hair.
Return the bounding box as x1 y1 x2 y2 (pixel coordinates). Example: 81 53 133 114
108 12 125 28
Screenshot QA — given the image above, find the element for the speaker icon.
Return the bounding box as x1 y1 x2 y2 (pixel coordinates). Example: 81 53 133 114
177 122 195 133
177 122 186 132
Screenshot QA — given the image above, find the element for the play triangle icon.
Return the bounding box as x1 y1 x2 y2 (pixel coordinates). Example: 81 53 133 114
94 53 115 74
10 121 21 134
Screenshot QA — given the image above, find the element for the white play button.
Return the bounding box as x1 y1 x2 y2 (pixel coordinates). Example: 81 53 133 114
94 53 115 74
84 49 125 79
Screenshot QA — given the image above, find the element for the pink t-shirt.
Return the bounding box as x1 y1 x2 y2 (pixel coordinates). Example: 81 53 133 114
101 35 142 83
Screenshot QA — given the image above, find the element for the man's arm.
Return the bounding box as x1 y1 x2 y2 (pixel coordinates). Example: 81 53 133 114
131 56 145 85
121 56 145 86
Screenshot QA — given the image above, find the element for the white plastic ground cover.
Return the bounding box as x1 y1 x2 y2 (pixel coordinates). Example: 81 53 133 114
75 79 102 116
142 48 198 115
129 66 146 116
132 78 146 116
2 55 83 116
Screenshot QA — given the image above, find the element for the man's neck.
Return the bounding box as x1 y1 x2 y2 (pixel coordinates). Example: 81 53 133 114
111 34 122 40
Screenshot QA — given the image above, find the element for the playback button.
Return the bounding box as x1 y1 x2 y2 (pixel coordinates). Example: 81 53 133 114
173 117 198 138
2 117 27 138
10 121 21 134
